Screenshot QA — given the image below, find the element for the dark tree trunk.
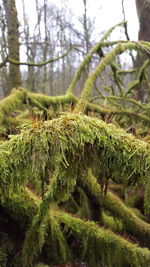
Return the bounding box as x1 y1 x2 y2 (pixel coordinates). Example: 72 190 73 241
136 0 150 41
135 0 150 101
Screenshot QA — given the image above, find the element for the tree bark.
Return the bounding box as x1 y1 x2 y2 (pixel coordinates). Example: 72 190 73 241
136 0 150 41
3 0 22 91
135 0 150 101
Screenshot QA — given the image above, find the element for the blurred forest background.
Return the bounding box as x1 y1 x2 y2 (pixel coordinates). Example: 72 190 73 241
0 0 139 97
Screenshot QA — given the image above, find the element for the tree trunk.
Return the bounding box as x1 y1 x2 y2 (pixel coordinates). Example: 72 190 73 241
136 0 150 41
3 0 22 91
135 0 150 101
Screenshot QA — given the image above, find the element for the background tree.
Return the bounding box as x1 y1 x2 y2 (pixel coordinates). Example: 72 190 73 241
135 0 150 101
2 0 22 92
0 0 104 96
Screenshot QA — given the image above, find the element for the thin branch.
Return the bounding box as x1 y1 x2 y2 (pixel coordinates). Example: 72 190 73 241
86 102 150 124
91 93 150 111
66 22 127 95
0 48 72 68
73 41 150 113
136 41 150 56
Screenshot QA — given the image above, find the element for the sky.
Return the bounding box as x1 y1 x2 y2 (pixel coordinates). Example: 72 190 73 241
16 0 139 41
98 0 139 40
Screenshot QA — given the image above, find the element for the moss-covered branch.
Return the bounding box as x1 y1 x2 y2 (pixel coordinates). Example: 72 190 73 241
79 170 150 247
0 113 150 207
117 68 136 75
66 22 126 96
2 26 150 267
91 93 150 111
1 87 150 136
74 41 150 113
56 210 150 267
0 88 27 132
0 88 77 133
86 102 150 124
100 21 126 42
28 92 77 109
0 48 71 68
2 187 150 267
125 59 150 97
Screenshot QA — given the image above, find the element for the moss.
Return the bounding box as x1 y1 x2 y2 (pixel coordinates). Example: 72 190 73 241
0 188 38 228
80 171 150 247
109 183 125 199
57 210 150 267
74 41 150 112
66 22 126 96
100 21 126 42
75 187 93 220
0 88 78 135
0 232 14 267
4 116 31 132
127 79 139 93
0 113 150 204
6 186 148 267
22 208 71 267
1 184 150 267
125 193 144 209
86 102 150 125
0 88 27 132
8 47 71 67
28 92 77 109
101 211 124 232
2 33 150 267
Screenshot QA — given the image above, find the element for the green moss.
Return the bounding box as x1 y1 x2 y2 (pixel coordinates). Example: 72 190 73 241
0 113 150 204
75 187 92 220
101 211 124 232
109 183 125 199
66 21 126 96
0 88 78 135
28 92 77 109
0 88 27 132
80 170 150 247
57 210 150 267
0 232 14 267
22 208 70 267
1 184 150 267
86 102 150 125
74 41 150 112
0 188 38 228
1 83 150 266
